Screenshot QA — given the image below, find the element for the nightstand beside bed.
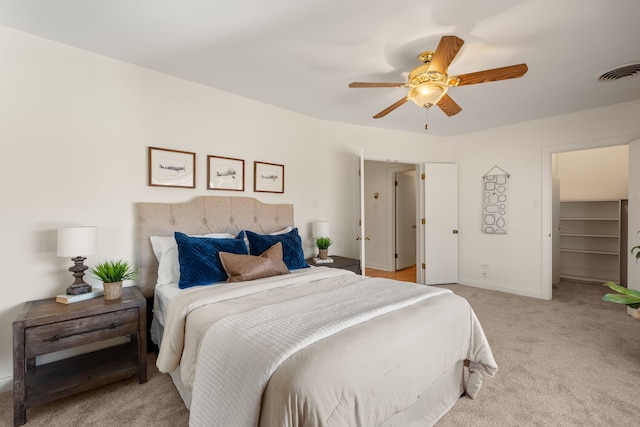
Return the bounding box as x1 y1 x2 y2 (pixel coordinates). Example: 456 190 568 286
306 255 362 274
12 286 147 427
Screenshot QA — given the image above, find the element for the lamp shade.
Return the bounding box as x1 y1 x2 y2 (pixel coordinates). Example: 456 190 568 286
312 221 331 238
57 226 98 257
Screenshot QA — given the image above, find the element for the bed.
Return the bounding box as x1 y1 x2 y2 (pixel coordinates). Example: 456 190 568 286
137 196 497 427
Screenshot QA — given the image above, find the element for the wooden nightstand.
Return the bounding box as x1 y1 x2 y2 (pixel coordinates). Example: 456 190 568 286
12 286 147 427
307 255 362 274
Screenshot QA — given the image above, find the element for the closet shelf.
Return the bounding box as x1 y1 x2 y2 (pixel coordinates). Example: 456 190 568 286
560 248 619 255
560 217 619 221
558 200 622 283
559 233 618 238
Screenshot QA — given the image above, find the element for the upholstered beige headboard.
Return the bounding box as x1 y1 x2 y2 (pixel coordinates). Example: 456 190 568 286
137 196 294 297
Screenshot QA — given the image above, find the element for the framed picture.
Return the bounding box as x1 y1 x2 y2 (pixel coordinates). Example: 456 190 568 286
254 161 284 193
208 155 244 191
148 146 196 188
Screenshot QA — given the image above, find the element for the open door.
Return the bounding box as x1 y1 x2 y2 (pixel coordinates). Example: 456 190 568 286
423 163 459 284
629 139 640 295
357 149 366 275
357 155 458 283
552 178 561 284
396 170 417 270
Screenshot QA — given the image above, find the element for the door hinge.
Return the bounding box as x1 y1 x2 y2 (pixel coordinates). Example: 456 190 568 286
358 219 362 226
421 218 426 225
395 253 398 259
358 169 361 176
421 263 426 270
395 180 398 186
421 173 426 180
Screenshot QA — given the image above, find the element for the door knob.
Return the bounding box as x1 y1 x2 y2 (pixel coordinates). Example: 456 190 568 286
452 229 459 234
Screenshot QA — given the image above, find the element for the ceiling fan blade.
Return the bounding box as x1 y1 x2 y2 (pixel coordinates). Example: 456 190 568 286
429 35 465 72
436 93 462 117
373 97 409 119
349 82 406 88
454 63 528 86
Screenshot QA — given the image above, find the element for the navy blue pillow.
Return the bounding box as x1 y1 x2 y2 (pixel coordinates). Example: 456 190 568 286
175 232 248 288
244 228 308 270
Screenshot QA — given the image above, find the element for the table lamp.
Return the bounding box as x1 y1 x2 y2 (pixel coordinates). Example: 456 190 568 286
57 226 98 295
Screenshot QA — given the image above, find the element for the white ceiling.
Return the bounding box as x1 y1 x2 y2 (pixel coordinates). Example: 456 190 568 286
1 0 639 136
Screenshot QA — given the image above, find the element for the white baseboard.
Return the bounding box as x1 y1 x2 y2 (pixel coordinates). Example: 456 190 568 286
0 373 12 393
457 278 547 300
365 262 391 271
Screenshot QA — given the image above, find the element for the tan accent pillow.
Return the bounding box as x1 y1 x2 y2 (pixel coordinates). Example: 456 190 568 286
219 242 290 283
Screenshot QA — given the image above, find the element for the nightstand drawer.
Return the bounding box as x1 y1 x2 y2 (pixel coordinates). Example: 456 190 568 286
24 308 138 357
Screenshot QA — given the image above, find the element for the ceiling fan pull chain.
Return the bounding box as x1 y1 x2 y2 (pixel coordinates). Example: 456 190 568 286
424 106 430 130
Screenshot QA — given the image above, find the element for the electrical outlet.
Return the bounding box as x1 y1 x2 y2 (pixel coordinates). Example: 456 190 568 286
481 264 489 278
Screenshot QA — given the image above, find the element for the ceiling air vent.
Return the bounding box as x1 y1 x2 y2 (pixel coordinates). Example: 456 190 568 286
598 62 640 82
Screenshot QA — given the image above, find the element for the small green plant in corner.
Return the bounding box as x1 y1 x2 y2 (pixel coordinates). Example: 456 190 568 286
602 282 640 308
91 259 136 284
632 244 640 263
314 237 333 250
602 232 640 319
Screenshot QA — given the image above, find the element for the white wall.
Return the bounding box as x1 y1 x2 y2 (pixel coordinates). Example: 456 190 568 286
452 102 640 298
555 145 629 201
0 27 452 391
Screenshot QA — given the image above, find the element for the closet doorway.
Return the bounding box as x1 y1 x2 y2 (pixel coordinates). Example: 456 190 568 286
550 144 630 296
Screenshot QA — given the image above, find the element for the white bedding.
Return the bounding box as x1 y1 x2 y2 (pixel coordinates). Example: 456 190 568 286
155 268 498 427
190 277 452 426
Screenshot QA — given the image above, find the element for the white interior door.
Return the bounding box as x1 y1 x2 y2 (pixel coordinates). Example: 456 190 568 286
424 163 458 284
552 178 561 284
396 171 416 270
358 149 366 275
628 139 640 294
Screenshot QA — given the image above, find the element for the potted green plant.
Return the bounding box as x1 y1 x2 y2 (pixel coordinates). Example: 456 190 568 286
602 235 640 319
602 282 640 319
91 259 135 300
314 237 333 260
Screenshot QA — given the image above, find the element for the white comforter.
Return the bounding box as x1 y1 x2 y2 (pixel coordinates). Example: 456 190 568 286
156 268 497 427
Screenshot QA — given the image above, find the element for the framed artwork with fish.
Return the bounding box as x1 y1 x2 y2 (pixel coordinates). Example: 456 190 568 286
254 161 284 193
148 146 196 188
208 155 244 191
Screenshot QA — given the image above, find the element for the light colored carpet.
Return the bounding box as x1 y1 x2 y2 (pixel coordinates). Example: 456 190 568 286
0 352 189 427
1 281 638 426
437 281 640 427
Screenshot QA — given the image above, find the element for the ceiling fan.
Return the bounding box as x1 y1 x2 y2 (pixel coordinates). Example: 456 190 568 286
349 35 528 128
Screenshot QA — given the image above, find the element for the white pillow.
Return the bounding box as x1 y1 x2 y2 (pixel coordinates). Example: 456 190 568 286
201 233 236 239
150 236 180 286
150 233 235 286
269 226 292 235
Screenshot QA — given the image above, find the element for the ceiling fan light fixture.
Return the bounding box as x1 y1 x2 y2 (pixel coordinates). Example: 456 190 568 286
348 35 528 123
408 83 446 108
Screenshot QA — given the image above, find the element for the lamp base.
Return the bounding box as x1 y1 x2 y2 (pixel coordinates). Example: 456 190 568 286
65 256 92 295
66 283 93 295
